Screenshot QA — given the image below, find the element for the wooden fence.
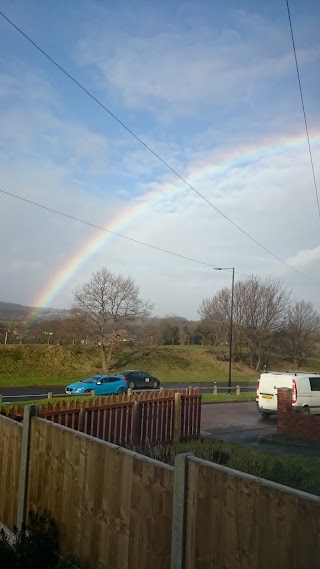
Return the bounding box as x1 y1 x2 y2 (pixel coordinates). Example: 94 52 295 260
2 388 202 445
27 418 173 569
0 413 23 528
0 410 320 568
182 455 320 569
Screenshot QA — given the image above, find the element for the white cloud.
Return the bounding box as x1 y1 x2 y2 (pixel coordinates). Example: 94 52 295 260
77 18 320 118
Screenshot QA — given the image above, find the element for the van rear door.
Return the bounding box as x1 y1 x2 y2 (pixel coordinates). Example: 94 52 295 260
258 373 278 412
258 373 292 413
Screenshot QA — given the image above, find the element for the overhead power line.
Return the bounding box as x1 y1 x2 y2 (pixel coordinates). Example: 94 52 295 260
285 0 320 220
0 188 316 286
0 10 314 279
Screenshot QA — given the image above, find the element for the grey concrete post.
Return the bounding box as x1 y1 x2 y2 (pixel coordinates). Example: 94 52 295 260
17 404 38 529
171 453 193 569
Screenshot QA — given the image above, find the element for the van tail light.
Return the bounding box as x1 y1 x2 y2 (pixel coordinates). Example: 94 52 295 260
292 379 297 404
123 376 128 384
256 380 260 402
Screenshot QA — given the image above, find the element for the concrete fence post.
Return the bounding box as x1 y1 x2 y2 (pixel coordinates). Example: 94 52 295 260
213 383 218 395
47 392 53 400
17 404 38 529
171 453 193 569
174 392 182 443
236 385 240 395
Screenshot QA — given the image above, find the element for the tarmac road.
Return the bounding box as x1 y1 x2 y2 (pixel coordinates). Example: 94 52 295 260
0 381 255 402
201 401 320 458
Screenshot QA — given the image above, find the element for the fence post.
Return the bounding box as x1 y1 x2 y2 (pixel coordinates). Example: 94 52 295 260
132 400 140 444
91 390 96 396
17 404 38 529
174 392 182 443
48 392 53 400
127 388 133 396
171 453 193 569
213 383 218 395
79 407 85 432
236 385 240 395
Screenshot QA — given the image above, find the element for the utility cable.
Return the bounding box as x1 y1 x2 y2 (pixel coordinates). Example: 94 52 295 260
0 10 314 279
0 188 316 283
285 0 320 219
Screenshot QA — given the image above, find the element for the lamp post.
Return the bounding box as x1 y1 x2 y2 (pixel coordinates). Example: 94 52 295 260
44 331 53 345
213 267 235 394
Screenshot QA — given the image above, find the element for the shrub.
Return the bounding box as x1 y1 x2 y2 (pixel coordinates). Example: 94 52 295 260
0 510 81 569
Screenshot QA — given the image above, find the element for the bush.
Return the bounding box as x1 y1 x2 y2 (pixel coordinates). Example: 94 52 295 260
125 438 313 494
0 510 81 569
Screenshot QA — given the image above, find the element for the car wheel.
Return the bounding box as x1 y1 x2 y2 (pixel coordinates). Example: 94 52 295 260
117 387 126 395
152 380 158 389
84 389 92 393
128 381 135 390
261 413 270 419
302 406 310 415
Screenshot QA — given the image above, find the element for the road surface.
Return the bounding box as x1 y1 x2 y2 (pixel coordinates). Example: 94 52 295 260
0 382 255 402
201 401 320 458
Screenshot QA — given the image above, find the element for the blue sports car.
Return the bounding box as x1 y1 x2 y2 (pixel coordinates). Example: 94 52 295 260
65 374 128 396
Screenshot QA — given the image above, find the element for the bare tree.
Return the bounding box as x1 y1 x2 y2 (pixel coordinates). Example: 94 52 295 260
199 276 291 370
279 300 320 367
73 268 152 370
237 277 290 370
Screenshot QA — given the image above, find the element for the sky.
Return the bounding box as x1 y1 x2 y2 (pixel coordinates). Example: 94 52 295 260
0 0 320 319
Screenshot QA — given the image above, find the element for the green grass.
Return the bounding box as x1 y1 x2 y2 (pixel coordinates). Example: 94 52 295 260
2 394 97 411
0 344 257 388
128 437 320 496
202 392 256 403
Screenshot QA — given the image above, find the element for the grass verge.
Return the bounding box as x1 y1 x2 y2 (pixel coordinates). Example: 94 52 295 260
202 392 256 403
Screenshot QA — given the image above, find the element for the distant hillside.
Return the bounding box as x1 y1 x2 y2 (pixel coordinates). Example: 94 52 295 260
0 301 70 323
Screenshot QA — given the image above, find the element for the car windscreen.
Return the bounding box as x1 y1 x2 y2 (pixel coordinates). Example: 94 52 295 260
81 377 99 383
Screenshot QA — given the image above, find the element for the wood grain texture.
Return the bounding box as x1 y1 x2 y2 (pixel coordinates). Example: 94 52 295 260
0 414 23 528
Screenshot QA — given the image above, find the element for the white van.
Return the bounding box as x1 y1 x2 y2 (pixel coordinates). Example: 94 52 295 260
256 371 320 416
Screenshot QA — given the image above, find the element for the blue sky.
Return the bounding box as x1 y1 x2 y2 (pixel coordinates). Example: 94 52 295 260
0 0 320 318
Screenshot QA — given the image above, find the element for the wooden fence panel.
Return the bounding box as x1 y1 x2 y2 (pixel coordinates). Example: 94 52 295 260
185 456 320 569
181 391 201 439
138 398 174 444
27 418 173 569
128 456 173 569
0 414 23 529
38 388 200 445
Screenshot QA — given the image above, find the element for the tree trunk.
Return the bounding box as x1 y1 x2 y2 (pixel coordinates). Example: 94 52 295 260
106 347 113 371
101 342 107 371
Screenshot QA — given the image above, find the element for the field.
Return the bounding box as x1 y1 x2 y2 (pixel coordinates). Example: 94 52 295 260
0 344 257 387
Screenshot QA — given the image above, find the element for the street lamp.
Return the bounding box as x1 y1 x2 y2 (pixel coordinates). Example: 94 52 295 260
44 331 53 345
213 267 235 394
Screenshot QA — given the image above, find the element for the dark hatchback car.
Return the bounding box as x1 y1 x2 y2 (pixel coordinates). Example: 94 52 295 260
119 370 160 390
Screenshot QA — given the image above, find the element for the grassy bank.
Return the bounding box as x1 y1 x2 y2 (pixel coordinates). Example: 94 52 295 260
0 344 257 387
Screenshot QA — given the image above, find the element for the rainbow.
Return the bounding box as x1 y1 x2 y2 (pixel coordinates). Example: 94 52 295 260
30 130 320 318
